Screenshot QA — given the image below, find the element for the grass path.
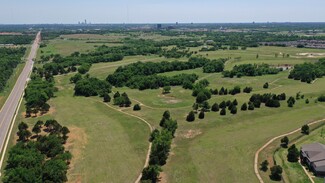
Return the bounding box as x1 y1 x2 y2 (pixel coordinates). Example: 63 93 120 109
254 118 325 183
87 98 153 183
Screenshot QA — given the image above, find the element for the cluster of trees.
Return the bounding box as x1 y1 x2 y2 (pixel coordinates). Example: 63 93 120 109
249 93 286 109
223 64 281 78
0 47 26 92
24 74 56 117
202 59 226 73
0 35 34 45
113 92 132 107
289 59 325 83
141 111 178 182
107 56 220 87
107 56 226 90
3 120 71 183
74 76 112 97
126 73 198 90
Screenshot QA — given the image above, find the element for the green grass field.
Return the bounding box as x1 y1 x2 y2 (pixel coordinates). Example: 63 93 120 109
6 33 325 182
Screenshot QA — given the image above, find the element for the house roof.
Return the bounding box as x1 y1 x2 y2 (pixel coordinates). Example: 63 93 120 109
302 143 325 163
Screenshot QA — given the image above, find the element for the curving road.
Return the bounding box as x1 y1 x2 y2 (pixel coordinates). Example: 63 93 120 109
0 32 40 164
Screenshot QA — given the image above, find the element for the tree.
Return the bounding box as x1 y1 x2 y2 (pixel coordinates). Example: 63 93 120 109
232 99 238 106
305 99 309 104
220 108 226 116
103 93 111 102
230 106 237 114
186 111 195 122
263 82 269 89
198 111 205 119
201 101 210 112
192 103 199 112
248 102 255 110
70 73 82 83
270 165 282 181
211 103 219 112
196 92 208 103
281 136 289 148
141 165 162 182
113 91 120 98
260 160 269 172
241 103 248 111
42 159 68 182
133 104 141 111
163 111 171 120
162 86 171 94
287 144 299 162
32 124 41 136
301 125 309 135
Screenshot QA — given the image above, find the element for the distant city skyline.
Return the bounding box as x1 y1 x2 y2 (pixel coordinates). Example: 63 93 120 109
1 0 325 24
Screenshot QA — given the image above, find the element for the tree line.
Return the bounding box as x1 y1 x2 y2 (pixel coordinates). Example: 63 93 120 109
24 71 56 117
0 47 26 92
107 56 226 90
0 35 35 45
141 111 178 182
3 120 71 183
223 63 281 78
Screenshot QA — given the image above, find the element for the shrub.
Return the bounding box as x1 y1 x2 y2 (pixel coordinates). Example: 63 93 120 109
133 104 141 111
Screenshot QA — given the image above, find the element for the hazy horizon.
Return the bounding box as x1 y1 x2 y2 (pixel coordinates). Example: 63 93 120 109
1 0 325 24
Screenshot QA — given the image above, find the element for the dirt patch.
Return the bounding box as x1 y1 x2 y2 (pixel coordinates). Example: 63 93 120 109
66 126 88 183
180 129 202 139
22 107 56 118
158 94 182 104
159 172 168 183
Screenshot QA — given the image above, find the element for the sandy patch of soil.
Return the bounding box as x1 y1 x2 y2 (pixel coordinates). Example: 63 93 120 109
66 126 88 183
297 53 325 58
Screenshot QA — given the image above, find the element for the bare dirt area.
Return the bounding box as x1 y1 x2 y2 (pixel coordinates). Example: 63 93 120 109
179 129 202 139
65 126 88 183
159 172 168 183
158 94 182 104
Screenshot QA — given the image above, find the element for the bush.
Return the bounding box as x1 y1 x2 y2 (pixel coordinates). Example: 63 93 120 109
263 82 269 89
133 104 141 111
198 111 205 119
211 103 219 112
301 125 309 135
186 111 195 122
270 165 283 181
241 103 248 111
243 87 253 93
230 106 237 114
287 144 299 162
220 108 226 116
318 95 325 102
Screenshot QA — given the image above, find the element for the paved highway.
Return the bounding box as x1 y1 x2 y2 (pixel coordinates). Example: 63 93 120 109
0 32 40 159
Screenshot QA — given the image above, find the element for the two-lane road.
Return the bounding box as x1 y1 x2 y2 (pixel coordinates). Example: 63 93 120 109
0 32 41 161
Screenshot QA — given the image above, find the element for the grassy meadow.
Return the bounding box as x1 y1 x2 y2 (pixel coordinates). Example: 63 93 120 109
4 33 325 182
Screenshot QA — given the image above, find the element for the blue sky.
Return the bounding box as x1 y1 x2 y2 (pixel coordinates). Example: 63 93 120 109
1 0 325 24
